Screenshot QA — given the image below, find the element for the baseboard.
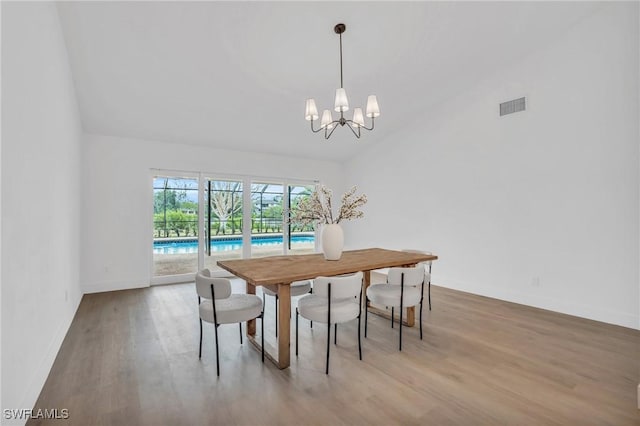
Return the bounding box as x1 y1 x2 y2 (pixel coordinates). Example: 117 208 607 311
5 295 82 426
436 277 639 330
82 279 149 294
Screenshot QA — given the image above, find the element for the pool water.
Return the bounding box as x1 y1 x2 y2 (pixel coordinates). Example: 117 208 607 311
153 235 315 254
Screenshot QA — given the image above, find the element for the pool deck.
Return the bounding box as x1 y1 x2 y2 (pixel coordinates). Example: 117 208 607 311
152 245 316 276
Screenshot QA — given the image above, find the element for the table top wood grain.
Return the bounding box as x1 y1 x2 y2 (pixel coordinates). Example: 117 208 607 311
217 248 438 286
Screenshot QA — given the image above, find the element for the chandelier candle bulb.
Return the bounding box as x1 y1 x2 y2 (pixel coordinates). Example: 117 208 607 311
366 95 380 118
352 108 364 127
334 88 349 112
321 110 334 129
305 99 319 121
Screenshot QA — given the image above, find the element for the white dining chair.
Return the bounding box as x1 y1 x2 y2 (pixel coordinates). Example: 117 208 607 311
295 272 364 374
372 249 434 324
196 269 264 376
401 249 433 311
262 280 311 337
365 264 425 351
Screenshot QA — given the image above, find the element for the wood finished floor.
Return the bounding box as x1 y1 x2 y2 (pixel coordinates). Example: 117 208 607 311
30 278 640 425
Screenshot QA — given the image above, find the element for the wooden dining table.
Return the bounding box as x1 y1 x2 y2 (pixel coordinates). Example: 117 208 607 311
217 247 438 369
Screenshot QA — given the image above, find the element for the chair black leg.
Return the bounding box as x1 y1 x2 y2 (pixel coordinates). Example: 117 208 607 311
198 318 203 359
358 310 362 360
262 293 268 344
399 305 403 351
310 287 313 329
326 283 331 375
334 324 337 345
239 323 242 344
399 275 404 351
428 282 432 311
275 295 278 338
420 301 423 340
364 297 369 338
391 307 394 328
261 315 264 363
214 324 220 376
295 308 299 356
326 323 331 375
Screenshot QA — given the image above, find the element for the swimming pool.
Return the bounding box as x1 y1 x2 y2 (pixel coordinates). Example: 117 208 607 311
153 235 315 254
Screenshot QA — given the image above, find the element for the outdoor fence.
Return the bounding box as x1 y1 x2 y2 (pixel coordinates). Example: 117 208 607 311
154 217 313 238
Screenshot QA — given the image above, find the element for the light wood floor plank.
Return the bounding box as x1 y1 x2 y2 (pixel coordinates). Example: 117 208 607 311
28 281 640 425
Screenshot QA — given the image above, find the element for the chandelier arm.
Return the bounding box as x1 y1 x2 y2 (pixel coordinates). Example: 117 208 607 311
345 119 372 132
346 122 362 139
325 124 339 140
309 119 324 133
358 116 375 131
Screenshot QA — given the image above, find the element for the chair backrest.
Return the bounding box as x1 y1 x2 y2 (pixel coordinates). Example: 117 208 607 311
401 249 433 266
195 269 232 300
388 265 425 287
313 271 363 300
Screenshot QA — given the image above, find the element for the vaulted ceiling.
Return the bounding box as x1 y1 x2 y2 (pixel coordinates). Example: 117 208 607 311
57 1 602 162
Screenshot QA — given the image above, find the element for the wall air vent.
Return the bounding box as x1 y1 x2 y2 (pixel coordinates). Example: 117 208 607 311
500 97 526 116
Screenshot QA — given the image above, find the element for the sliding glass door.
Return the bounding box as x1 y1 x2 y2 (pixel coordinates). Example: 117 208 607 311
250 182 285 259
203 178 244 272
287 184 316 255
151 172 317 283
152 175 199 278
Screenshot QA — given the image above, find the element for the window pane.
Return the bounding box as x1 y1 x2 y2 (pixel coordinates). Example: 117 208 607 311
251 182 284 258
153 176 199 276
288 185 316 255
203 179 243 272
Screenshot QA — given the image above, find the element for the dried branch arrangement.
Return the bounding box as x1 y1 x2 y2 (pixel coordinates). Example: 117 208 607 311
290 185 367 226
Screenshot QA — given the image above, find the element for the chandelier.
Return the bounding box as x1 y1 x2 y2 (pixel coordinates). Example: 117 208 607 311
304 23 380 139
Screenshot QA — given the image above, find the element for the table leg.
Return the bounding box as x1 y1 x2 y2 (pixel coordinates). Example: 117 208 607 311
246 282 256 336
277 283 291 369
406 306 415 327
245 282 291 369
363 270 371 309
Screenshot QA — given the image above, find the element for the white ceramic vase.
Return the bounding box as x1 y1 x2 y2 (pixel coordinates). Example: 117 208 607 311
322 223 344 261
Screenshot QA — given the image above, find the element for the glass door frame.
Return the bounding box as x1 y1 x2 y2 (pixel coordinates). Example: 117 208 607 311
248 178 320 257
199 174 246 275
150 169 319 285
285 181 320 255
249 179 286 259
150 169 201 286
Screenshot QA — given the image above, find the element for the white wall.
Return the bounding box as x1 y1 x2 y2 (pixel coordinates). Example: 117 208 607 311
344 3 640 329
82 134 344 293
1 2 83 423
0 0 4 414
0 0 4 413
